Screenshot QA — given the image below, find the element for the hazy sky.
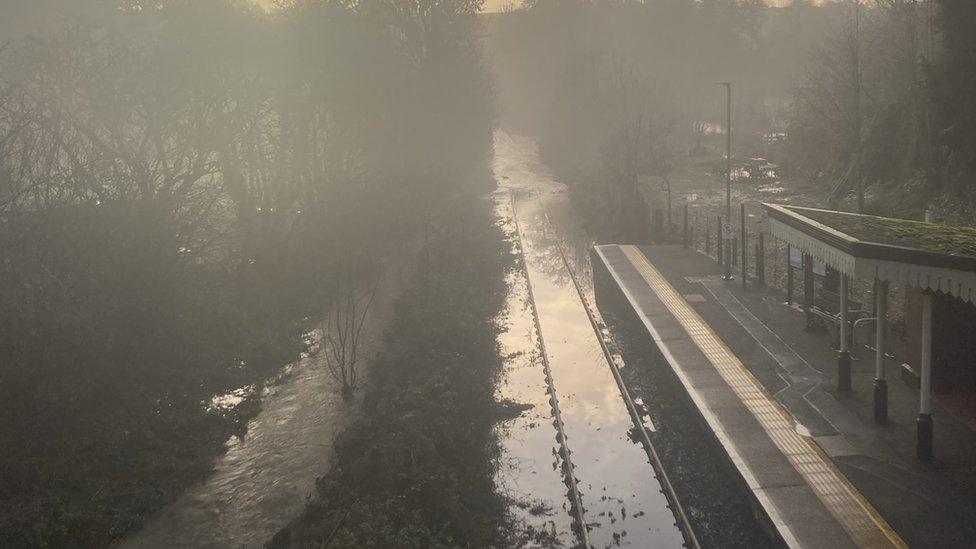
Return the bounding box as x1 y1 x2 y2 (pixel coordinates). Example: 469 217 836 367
482 0 521 12
480 1 810 12
252 0 521 12
252 1 811 14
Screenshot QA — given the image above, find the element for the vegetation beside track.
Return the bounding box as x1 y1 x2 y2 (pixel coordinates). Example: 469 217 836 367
270 194 521 548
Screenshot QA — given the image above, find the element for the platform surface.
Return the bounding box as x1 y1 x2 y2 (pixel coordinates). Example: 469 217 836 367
595 244 905 549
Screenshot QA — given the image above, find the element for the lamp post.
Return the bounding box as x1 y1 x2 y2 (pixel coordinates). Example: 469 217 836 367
720 82 733 281
659 174 673 240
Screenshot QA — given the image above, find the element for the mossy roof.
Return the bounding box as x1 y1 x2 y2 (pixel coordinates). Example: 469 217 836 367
763 204 976 274
786 206 976 259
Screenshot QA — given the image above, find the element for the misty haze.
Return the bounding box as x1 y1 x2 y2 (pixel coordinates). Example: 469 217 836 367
1 1 975 548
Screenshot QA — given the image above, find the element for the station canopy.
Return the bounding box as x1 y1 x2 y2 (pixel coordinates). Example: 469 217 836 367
764 203 976 304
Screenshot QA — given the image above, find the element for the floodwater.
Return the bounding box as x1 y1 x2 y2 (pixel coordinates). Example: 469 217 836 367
491 220 578 545
121 355 352 548
120 275 402 548
493 131 686 548
120 130 684 548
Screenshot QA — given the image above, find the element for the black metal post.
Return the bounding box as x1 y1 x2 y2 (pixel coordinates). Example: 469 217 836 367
875 378 889 424
717 216 723 266
666 182 673 241
874 279 888 424
683 204 689 248
839 355 852 392
741 203 747 287
838 274 852 392
917 414 933 461
757 232 765 286
787 245 794 305
705 218 711 256
803 253 816 330
721 82 732 281
918 291 934 460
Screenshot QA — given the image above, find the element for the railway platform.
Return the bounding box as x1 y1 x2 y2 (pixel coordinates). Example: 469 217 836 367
593 244 918 548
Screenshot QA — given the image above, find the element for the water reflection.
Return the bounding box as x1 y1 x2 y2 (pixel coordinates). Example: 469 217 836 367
494 131 685 548
492 214 577 545
207 385 255 413
120 280 400 548
120 349 357 548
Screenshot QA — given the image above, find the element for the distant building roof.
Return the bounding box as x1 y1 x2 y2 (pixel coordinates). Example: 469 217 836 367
764 203 976 303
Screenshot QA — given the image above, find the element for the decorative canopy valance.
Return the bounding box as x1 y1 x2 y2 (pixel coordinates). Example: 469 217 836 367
764 204 976 304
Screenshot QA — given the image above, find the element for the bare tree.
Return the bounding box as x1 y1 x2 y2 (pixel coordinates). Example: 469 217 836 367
322 256 378 399
692 121 709 155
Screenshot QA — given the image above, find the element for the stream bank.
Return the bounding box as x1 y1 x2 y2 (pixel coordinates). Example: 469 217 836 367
270 192 517 547
120 257 410 549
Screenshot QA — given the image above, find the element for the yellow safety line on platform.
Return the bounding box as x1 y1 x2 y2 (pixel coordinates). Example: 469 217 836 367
619 245 905 549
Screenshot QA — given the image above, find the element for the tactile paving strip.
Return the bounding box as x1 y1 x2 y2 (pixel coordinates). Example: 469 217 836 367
618 245 902 549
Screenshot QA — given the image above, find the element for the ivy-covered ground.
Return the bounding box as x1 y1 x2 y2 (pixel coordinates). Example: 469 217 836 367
269 194 521 548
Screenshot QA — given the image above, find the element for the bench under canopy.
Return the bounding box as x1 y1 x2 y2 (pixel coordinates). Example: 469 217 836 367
764 203 976 461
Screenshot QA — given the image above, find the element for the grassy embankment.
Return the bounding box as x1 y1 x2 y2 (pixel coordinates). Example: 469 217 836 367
0 203 325 547
270 192 518 548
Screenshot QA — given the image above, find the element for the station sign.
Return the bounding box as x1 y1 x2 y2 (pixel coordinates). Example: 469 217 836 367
722 224 734 240
788 245 826 276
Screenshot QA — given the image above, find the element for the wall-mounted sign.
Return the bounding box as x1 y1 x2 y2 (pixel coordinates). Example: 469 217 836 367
788 245 825 276
722 223 734 240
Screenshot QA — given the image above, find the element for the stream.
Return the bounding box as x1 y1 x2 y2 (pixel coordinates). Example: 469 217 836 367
119 270 403 548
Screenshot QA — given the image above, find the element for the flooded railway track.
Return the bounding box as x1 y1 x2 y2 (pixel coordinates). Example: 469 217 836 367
537 204 699 549
509 193 591 547
510 191 698 548
494 130 696 548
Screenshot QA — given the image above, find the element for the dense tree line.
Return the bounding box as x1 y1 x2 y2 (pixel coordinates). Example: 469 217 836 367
788 0 976 216
489 0 976 226
930 0 976 189
789 1 923 211
488 0 809 237
0 0 492 545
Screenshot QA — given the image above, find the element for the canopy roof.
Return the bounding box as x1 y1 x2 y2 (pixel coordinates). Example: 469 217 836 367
764 204 976 303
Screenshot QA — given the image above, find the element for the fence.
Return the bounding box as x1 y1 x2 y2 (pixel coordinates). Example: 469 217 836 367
659 199 900 329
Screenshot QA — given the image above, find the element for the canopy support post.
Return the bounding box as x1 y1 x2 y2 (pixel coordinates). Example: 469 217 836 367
917 291 934 461
803 254 816 330
874 279 888 424
838 274 851 392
